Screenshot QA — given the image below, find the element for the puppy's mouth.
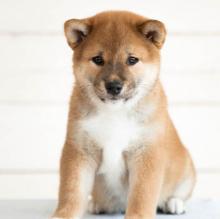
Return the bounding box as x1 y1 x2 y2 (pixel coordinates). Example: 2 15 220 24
96 90 134 103
93 83 137 103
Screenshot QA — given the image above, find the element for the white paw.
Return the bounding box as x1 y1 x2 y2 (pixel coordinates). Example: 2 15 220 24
159 198 185 215
88 200 101 214
166 198 185 214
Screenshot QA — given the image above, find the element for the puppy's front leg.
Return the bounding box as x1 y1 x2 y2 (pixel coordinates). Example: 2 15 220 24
125 147 165 219
52 143 96 219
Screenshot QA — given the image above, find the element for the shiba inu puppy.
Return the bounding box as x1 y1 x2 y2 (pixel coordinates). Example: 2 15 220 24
52 11 196 219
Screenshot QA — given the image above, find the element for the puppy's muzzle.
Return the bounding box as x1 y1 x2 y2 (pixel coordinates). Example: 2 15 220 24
105 80 123 96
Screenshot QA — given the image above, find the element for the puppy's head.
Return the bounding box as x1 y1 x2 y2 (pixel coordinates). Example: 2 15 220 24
64 11 166 106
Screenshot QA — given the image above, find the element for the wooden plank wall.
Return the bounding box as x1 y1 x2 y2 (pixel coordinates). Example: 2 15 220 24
0 0 219 199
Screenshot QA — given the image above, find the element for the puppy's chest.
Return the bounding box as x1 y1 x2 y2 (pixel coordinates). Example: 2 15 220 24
80 110 144 179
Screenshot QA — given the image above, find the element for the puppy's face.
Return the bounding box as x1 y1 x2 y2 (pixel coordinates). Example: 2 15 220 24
64 11 166 105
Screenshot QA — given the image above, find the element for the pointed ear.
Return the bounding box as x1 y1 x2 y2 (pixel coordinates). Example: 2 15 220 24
64 19 91 49
139 19 166 49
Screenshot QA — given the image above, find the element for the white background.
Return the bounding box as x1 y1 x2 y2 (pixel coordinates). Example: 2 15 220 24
0 0 220 199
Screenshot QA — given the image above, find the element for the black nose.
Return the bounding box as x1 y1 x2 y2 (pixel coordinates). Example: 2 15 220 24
105 80 123 95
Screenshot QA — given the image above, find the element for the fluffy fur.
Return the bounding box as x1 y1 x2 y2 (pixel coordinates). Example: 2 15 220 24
52 11 196 219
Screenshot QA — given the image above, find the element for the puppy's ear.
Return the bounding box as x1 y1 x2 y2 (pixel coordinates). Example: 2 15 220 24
64 19 91 49
139 20 166 49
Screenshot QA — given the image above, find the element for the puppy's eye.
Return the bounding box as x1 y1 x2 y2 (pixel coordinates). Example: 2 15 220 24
126 56 139 65
92 56 104 66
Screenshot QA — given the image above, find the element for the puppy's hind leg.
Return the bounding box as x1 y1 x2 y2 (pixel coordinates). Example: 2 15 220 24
159 174 196 215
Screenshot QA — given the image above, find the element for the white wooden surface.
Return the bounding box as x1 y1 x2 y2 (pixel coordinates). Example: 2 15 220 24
0 0 220 199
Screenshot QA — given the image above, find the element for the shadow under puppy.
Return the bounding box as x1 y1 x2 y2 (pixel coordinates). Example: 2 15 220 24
52 11 196 219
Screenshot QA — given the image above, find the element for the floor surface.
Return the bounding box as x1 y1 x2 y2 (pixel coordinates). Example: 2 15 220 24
0 200 219 219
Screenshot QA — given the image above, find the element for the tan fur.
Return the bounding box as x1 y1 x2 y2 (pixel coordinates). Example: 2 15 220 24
52 11 196 219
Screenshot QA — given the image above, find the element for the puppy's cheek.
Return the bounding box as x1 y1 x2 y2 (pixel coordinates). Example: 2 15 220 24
94 78 104 90
87 76 94 85
139 63 159 85
94 81 107 99
124 81 136 94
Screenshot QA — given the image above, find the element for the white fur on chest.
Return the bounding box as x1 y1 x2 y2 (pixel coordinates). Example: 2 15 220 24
80 106 144 189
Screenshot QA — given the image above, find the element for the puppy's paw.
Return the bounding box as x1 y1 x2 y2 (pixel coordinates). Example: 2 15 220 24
160 197 185 215
51 217 66 219
88 200 103 214
51 217 80 219
52 217 80 219
88 199 124 214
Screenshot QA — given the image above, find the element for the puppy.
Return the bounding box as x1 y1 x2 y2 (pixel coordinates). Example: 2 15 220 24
52 11 196 219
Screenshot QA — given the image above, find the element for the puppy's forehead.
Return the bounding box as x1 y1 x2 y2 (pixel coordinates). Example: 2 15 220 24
87 12 147 53
73 11 155 61
90 11 146 27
